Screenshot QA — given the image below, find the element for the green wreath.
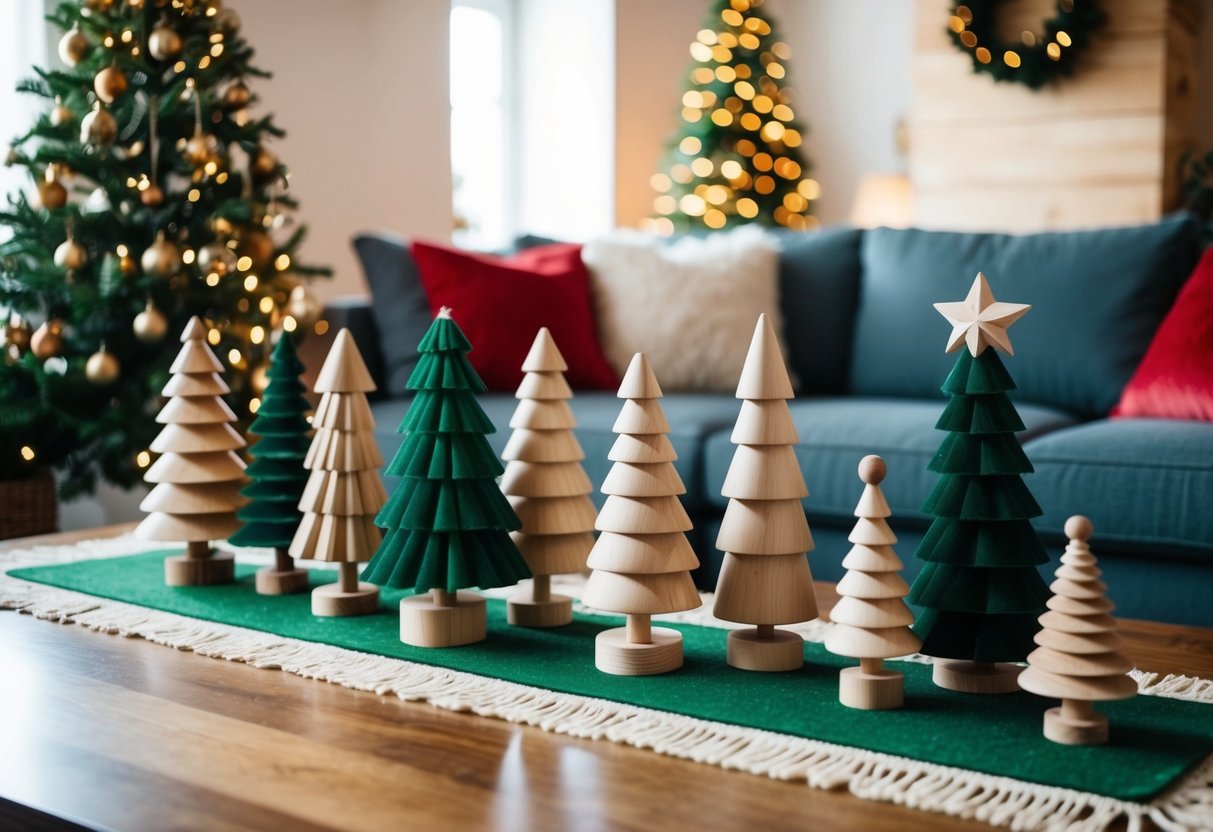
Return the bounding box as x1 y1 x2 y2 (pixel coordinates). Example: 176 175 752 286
948 1 1105 90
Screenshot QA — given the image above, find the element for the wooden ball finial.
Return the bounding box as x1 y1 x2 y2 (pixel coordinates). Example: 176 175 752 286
1065 515 1093 542
858 454 886 485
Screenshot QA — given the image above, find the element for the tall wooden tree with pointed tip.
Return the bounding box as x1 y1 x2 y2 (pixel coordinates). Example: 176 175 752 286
1019 516 1136 745
825 455 922 709
908 273 1051 694
230 334 312 595
712 313 817 671
582 353 701 676
363 309 532 647
289 328 386 617
136 315 247 587
502 327 597 628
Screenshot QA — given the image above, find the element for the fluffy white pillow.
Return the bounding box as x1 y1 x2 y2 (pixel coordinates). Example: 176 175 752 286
582 226 790 392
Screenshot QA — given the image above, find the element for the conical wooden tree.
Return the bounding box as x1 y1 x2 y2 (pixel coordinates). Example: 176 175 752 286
1019 516 1136 745
136 316 247 586
288 328 386 617
502 328 597 628
713 313 817 671
229 334 312 595
362 309 532 647
824 455 922 709
582 353 701 675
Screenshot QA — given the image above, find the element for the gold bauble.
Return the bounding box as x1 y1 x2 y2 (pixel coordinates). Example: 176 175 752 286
183 132 219 166
3 316 32 354
221 81 251 110
57 28 90 66
80 105 118 147
250 146 278 181
214 7 241 34
38 179 68 211
119 252 137 276
85 346 120 386
287 285 321 329
50 99 74 127
238 228 274 266
30 320 64 360
141 234 181 279
197 241 236 276
148 20 183 61
140 184 165 206
54 238 88 270
94 64 128 105
133 300 168 343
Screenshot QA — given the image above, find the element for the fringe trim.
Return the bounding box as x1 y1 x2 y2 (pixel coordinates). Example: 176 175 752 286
2 536 1211 831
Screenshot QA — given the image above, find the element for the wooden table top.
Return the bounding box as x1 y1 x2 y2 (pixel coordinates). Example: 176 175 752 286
2 524 1212 832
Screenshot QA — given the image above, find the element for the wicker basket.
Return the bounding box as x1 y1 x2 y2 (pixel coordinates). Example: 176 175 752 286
0 469 58 540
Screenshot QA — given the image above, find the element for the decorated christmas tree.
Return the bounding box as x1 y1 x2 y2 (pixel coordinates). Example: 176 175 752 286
908 273 1051 694
0 1 328 497
646 0 816 235
363 309 532 647
229 333 311 595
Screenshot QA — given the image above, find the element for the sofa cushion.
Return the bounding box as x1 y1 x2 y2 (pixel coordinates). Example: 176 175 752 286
352 233 433 398
371 392 741 513
849 215 1202 417
702 397 1078 522
1023 419 1213 554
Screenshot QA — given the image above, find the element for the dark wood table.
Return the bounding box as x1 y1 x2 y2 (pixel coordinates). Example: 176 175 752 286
2 525 1211 832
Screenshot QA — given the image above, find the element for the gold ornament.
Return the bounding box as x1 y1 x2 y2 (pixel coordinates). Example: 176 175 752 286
119 251 137 276
54 237 88 270
85 345 120 386
238 228 274 266
133 300 168 343
58 28 90 66
50 98 74 127
80 104 118 148
94 63 128 105
141 233 181 278
148 18 183 61
3 315 32 354
221 81 251 110
140 183 165 206
30 320 64 360
287 284 321 329
197 241 236 276
214 7 241 34
39 166 68 211
250 146 278 181
183 132 219 166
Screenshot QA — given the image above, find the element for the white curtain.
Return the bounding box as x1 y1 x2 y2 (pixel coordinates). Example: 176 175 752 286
0 0 50 224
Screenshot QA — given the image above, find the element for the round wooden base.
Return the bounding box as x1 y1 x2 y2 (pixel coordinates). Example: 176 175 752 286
164 551 234 587
507 593 573 628
311 582 380 617
400 591 487 647
595 627 683 676
932 660 1023 694
839 665 904 710
255 567 310 596
726 628 804 672
1043 706 1108 745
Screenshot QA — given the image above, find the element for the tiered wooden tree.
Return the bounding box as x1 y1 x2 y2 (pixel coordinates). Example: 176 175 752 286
136 316 247 586
288 329 387 617
362 309 532 647
502 328 597 627
582 353 701 676
229 334 312 595
1018 516 1136 745
712 313 818 671
908 273 1051 693
824 456 922 709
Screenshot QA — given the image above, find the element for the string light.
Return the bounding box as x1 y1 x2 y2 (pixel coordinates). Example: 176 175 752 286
135 450 151 468
19 445 35 461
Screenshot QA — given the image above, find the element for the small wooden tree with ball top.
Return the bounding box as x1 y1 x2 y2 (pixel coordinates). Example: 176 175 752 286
229 334 313 594
289 329 387 617
502 328 597 628
362 309 532 647
712 313 818 671
582 353 701 676
825 456 922 709
136 316 247 586
1018 516 1136 745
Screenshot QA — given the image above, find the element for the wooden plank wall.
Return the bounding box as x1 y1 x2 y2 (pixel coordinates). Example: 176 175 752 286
908 0 1200 231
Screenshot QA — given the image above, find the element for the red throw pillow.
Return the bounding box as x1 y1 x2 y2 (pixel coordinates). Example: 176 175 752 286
1112 248 1213 421
410 240 619 392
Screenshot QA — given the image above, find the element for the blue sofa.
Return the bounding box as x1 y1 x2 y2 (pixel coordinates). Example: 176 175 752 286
334 215 1213 627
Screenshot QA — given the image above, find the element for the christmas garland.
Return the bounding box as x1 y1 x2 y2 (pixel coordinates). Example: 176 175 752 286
948 1 1105 90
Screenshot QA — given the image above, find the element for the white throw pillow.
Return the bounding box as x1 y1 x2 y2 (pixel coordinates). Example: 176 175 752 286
582 226 790 392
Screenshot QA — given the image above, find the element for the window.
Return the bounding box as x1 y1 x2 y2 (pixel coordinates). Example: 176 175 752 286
0 3 49 240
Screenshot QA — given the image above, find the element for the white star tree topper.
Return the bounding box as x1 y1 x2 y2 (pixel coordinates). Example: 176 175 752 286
933 273 1031 356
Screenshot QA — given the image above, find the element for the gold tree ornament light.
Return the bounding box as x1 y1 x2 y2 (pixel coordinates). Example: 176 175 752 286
645 0 817 236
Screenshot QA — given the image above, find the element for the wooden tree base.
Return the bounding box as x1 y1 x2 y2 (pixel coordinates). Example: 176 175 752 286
255 567 310 596
400 591 487 647
595 627 683 676
1043 706 1109 745
839 665 904 710
507 593 573 628
164 551 234 587
311 582 380 617
932 660 1023 694
726 628 803 672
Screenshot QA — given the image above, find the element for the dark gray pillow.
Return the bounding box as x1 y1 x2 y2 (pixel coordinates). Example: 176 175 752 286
352 233 433 397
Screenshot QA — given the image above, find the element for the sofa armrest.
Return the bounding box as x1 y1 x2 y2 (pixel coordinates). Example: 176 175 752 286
322 296 387 396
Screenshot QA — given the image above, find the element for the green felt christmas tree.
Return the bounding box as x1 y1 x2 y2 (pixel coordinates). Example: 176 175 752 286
907 272 1051 694
363 308 531 647
229 334 311 595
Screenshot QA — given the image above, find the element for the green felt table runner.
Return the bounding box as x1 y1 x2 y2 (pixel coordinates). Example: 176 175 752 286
10 551 1212 804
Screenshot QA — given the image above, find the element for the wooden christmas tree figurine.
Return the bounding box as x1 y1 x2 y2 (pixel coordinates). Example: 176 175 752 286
502 328 597 627
582 353 701 675
362 309 532 647
288 328 387 617
712 313 817 671
824 456 922 709
1018 516 1136 745
229 334 312 595
907 273 1051 693
136 316 247 586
